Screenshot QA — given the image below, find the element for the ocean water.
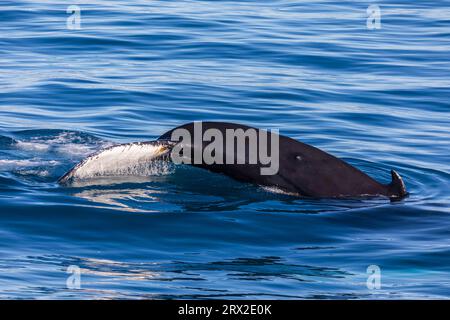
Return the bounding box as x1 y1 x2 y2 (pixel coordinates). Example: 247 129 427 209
0 0 449 299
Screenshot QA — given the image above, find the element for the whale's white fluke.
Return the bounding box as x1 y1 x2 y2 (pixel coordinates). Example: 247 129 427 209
58 140 175 185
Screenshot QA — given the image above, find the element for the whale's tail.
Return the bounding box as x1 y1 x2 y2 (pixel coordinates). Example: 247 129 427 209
58 140 175 185
387 169 408 199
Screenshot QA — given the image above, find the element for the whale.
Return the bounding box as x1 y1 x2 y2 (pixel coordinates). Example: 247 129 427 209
158 122 407 199
59 121 407 200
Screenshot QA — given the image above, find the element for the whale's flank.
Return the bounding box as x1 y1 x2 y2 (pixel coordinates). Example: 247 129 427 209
158 122 408 200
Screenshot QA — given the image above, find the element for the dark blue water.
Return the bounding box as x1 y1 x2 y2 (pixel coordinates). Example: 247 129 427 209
0 0 449 299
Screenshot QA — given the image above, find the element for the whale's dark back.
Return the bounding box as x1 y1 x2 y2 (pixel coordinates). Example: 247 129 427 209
159 122 407 199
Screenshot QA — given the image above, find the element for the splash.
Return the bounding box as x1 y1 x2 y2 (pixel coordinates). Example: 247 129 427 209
0 159 59 170
14 131 108 157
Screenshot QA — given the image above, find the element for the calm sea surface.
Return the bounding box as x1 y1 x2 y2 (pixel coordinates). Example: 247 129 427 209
0 0 449 299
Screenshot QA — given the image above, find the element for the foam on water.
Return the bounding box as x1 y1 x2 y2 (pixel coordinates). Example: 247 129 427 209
0 159 59 170
13 131 108 157
15 141 50 152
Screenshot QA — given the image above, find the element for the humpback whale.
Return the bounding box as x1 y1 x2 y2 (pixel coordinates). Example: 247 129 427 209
59 122 407 200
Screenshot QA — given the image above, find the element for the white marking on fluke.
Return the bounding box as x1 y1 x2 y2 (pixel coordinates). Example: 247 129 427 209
58 141 174 184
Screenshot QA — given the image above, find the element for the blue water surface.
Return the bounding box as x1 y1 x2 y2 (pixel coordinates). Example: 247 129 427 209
0 0 449 299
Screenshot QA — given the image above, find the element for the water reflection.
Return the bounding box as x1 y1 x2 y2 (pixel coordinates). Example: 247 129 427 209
0 254 355 299
73 186 168 213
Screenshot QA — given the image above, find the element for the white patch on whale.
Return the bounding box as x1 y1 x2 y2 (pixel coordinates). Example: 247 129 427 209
59 141 174 184
260 185 302 197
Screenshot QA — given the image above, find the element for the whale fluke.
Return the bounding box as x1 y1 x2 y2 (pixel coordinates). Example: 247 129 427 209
58 140 174 184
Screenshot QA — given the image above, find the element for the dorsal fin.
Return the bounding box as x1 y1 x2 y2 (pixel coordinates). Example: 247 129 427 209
388 169 408 199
